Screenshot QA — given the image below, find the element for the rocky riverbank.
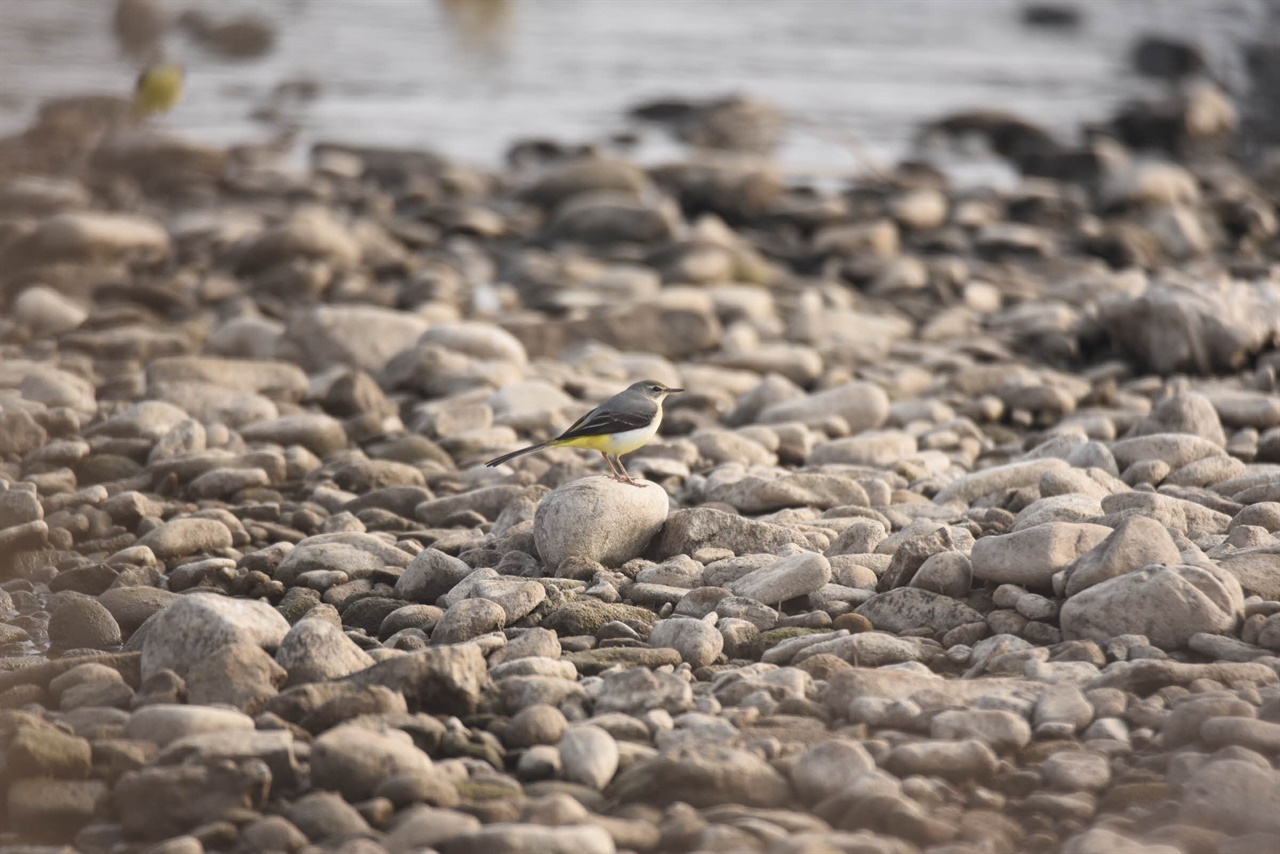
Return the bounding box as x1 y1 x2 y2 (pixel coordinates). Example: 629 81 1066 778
1 67 1279 854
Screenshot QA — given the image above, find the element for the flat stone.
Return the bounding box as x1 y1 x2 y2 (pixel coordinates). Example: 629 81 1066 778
726 552 831 604
855 587 984 634
610 743 790 808
883 739 999 782
934 459 1069 505
437 823 616 854
123 704 255 747
971 523 1111 588
653 507 812 559
134 518 233 561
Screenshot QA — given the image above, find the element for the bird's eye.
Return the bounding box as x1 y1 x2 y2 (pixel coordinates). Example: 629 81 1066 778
650 385 661 392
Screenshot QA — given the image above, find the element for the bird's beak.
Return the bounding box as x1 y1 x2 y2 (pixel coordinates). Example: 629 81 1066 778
665 387 685 394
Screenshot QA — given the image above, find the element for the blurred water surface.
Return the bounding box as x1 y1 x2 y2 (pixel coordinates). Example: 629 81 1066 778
0 0 1271 176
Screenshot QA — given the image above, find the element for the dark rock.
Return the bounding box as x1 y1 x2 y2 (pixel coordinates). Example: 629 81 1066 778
7 779 107 840
1132 36 1206 79
185 641 287 714
49 594 122 650
48 562 118 595
1020 5 1082 29
339 644 488 715
285 790 371 842
115 761 270 840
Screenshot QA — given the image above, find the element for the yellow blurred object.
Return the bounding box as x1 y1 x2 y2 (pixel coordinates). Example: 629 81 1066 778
133 61 184 117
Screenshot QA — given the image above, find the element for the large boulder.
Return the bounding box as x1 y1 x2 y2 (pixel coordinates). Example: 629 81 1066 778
970 522 1111 587
185 642 287 714
1097 278 1280 374
855 587 985 635
534 477 669 571
114 761 266 841
140 592 290 679
933 459 1070 505
706 472 869 514
1060 563 1244 650
647 617 724 669
1178 759 1280 836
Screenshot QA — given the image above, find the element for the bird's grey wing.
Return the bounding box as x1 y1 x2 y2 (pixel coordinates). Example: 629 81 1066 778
557 396 655 441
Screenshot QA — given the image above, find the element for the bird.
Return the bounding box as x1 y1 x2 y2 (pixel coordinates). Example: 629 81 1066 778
133 60 185 118
485 380 683 487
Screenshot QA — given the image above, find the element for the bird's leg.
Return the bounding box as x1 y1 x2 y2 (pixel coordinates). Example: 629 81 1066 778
600 451 624 481
614 455 647 487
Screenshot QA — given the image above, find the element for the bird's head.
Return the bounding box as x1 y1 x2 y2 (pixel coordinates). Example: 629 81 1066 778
633 380 684 402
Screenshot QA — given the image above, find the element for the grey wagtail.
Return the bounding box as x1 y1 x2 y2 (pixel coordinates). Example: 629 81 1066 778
485 380 683 487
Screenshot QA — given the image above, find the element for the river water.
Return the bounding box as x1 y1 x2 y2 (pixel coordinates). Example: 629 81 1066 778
0 0 1274 178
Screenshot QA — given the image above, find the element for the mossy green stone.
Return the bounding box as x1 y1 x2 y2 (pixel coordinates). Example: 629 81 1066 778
541 599 658 636
454 779 522 802
757 627 826 647
276 589 322 624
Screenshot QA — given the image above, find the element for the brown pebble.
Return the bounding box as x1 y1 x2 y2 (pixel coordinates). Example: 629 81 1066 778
833 613 873 633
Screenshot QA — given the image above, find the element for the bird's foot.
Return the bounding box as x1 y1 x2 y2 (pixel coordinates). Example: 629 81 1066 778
623 477 648 488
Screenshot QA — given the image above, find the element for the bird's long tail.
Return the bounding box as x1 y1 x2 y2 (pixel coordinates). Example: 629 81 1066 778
484 440 557 467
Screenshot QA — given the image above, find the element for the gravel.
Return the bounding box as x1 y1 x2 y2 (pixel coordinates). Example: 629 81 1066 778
1 49 1278 854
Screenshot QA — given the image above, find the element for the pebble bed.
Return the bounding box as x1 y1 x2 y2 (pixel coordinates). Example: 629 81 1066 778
1 67 1279 854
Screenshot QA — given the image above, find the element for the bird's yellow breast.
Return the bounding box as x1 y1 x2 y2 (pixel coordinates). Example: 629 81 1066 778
555 419 661 456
